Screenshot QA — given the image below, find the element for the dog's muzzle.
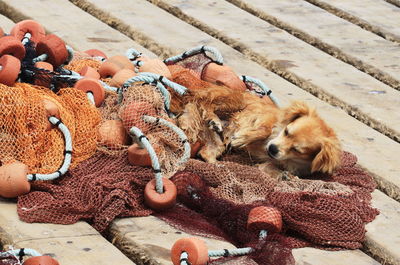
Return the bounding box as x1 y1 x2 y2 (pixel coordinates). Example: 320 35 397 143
267 143 279 158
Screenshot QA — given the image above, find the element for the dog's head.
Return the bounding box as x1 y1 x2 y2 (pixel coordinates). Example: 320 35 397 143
266 101 341 175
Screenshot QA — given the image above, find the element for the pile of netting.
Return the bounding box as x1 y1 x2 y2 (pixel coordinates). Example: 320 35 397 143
0 82 100 173
1 20 379 265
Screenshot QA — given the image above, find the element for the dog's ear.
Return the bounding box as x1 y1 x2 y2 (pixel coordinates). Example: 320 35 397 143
282 101 313 125
311 137 342 174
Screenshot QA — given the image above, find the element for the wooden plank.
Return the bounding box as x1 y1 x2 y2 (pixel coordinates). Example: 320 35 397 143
160 0 400 144
292 248 381 265
138 0 400 199
0 0 156 57
228 0 400 90
0 14 14 33
77 0 400 200
364 191 400 265
109 216 380 265
0 199 135 265
306 0 400 43
109 216 240 265
72 0 396 264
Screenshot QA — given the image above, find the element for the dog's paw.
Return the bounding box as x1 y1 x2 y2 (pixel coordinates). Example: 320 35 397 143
208 119 223 133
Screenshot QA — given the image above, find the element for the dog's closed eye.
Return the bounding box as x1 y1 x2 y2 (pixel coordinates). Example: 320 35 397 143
291 147 301 153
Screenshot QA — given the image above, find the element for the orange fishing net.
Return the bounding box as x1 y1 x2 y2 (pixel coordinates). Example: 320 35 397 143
0 82 100 173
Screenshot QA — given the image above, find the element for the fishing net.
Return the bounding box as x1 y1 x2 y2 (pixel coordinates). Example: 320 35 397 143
156 151 378 264
10 45 379 265
17 152 153 233
0 82 100 173
0 254 18 265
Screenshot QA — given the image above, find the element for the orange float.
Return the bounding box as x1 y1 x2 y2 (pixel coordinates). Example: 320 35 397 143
79 65 100 79
10 20 46 44
0 162 30 198
0 35 26 60
36 34 68 67
109 69 136 87
0 27 4 37
127 143 152 166
171 238 209 265
247 206 283 233
98 60 123 78
202 63 246 91
144 178 177 210
74 78 105 107
23 255 60 265
42 97 60 131
84 48 107 59
98 120 129 148
0 55 21 86
34 61 54 87
108 55 135 71
120 101 157 133
137 58 172 79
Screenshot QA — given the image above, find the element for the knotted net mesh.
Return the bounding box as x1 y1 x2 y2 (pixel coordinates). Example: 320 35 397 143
12 50 379 265
0 82 100 173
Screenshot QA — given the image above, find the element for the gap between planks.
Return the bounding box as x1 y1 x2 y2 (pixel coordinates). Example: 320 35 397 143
226 0 400 91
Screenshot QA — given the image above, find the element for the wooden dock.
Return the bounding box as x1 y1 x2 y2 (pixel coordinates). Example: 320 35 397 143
0 0 399 264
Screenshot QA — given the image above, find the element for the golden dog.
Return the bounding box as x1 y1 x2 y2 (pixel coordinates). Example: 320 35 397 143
168 66 342 176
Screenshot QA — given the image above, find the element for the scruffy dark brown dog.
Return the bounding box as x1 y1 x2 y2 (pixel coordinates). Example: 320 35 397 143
168 66 342 176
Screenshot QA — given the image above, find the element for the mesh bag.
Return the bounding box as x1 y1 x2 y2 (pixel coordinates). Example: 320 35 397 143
0 82 100 173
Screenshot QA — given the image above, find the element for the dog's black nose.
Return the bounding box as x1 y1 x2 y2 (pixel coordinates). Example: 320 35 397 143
268 144 279 157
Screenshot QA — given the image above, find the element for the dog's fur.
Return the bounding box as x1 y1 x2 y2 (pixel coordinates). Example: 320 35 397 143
168 66 342 176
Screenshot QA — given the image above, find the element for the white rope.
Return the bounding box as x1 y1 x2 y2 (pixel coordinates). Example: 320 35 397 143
120 74 171 112
139 72 187 95
164 45 224 65
142 115 191 166
179 252 190 265
86 91 95 105
208 247 254 257
66 45 74 64
27 116 72 181
21 32 32 46
129 127 164 194
240 75 281 107
1 248 41 258
125 48 142 61
32 53 48 63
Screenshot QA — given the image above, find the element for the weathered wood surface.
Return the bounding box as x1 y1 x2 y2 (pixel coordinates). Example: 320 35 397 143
0 0 156 57
78 0 400 202
109 216 381 265
0 199 135 264
306 0 400 43
69 0 399 264
160 0 400 144
109 216 239 265
1 0 400 264
228 0 400 90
